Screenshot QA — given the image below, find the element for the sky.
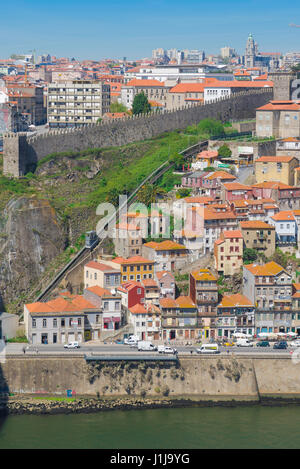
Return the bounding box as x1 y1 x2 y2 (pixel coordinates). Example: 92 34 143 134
1 0 300 60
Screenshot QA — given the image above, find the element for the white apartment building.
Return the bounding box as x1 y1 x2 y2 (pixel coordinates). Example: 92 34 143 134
47 80 110 127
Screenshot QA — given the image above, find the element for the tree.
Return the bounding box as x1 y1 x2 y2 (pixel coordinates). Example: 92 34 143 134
243 248 258 264
136 183 165 206
169 152 185 170
218 144 232 159
176 188 191 199
110 102 128 113
197 119 225 137
132 92 151 115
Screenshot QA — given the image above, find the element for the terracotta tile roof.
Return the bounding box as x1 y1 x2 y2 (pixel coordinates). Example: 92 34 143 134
218 293 254 308
85 286 120 299
223 182 252 191
252 182 293 189
175 296 197 308
125 79 165 87
129 303 148 314
190 269 217 281
240 220 274 229
203 207 237 220
26 294 96 314
196 150 218 159
141 279 158 287
143 240 186 251
223 230 243 238
271 210 296 222
256 156 296 163
156 271 174 280
169 83 205 93
183 196 215 204
244 261 286 276
257 101 300 111
112 255 154 265
205 80 273 89
115 222 141 230
85 261 119 272
160 298 177 308
117 281 143 292
205 171 236 180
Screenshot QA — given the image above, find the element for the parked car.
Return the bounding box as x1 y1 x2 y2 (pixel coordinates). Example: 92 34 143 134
157 345 177 354
273 341 288 350
64 341 80 349
256 341 270 347
124 335 139 345
236 339 254 347
290 340 300 348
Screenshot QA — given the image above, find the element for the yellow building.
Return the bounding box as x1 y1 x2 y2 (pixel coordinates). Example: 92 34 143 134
111 255 155 283
214 230 243 276
255 156 299 186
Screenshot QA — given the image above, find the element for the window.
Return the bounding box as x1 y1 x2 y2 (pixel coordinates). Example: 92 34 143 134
53 319 57 328
32 318 36 328
94 273 97 280
103 302 109 310
43 319 47 328
61 319 65 327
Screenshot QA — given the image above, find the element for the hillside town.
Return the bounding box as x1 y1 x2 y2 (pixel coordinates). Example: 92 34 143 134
1 34 300 352
0 33 298 133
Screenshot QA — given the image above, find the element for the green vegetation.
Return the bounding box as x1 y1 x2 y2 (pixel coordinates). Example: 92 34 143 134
110 102 128 113
136 183 165 206
132 92 151 115
243 248 258 264
218 144 232 159
185 118 226 139
168 152 185 170
6 335 28 343
176 188 191 199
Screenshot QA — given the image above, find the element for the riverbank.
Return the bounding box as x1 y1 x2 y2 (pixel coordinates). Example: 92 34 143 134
2 393 300 416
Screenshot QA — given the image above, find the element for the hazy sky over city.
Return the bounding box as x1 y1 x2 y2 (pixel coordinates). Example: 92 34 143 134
1 0 300 60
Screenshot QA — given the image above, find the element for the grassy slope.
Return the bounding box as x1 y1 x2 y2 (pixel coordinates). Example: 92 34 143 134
0 129 203 309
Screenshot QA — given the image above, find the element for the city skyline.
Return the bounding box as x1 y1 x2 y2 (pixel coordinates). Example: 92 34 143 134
1 0 300 60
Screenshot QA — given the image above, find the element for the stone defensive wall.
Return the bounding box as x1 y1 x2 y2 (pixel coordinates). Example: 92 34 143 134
3 89 272 177
1 354 300 402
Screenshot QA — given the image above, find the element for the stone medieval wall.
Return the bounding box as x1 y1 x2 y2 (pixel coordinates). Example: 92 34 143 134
3 89 273 177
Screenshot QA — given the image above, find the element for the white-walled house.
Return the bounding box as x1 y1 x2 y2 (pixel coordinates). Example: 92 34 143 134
269 211 297 246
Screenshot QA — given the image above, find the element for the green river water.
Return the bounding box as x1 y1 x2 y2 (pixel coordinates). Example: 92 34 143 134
0 405 300 449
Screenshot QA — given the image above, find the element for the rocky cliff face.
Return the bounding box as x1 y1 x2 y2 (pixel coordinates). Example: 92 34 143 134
0 196 67 310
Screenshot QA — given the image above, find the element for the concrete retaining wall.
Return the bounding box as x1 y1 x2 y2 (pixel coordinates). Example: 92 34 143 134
1 355 300 401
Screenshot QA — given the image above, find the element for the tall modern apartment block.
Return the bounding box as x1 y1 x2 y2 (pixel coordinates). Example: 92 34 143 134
47 80 110 127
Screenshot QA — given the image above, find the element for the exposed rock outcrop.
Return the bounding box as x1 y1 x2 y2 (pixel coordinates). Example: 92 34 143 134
0 196 67 309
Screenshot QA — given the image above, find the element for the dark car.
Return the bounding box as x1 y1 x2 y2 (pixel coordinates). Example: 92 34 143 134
273 341 288 350
256 341 270 347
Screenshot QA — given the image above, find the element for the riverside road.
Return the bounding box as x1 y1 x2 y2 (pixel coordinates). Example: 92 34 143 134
4 343 296 356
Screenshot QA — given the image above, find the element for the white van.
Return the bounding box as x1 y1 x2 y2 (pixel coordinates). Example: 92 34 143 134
236 339 253 347
124 335 139 345
196 343 220 354
64 341 80 349
137 341 157 351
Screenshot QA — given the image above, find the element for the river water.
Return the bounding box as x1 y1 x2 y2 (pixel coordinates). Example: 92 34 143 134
0 405 299 449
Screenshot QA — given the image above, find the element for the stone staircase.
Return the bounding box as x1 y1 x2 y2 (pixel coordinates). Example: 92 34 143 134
100 324 134 342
